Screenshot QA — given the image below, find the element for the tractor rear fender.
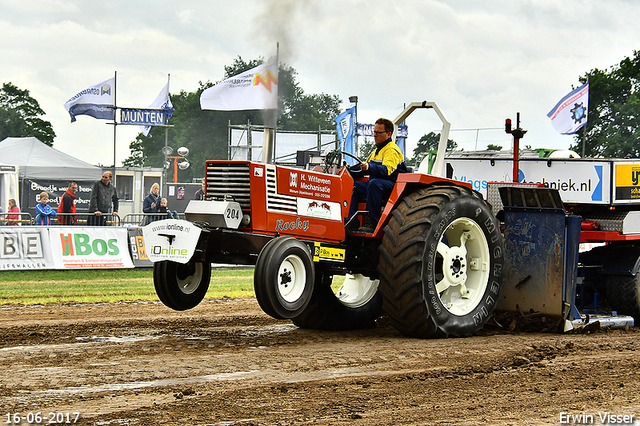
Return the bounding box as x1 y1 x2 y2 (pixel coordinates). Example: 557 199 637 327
374 174 474 236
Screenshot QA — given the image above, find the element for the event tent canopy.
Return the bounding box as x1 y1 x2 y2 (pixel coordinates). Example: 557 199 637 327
0 137 102 180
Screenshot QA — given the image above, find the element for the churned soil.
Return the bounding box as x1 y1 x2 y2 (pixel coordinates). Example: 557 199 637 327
1 299 640 425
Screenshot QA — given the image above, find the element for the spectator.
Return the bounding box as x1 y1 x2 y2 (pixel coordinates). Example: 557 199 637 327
157 198 179 219
89 172 119 226
58 182 78 225
143 183 161 224
194 178 206 200
6 199 19 225
36 192 57 225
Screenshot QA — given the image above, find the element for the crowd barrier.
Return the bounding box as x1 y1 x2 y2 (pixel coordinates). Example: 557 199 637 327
0 212 33 226
0 212 183 227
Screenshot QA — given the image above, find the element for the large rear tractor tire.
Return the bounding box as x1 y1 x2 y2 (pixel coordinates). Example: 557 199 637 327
378 185 504 338
292 272 383 330
154 260 211 311
606 274 640 319
253 236 315 319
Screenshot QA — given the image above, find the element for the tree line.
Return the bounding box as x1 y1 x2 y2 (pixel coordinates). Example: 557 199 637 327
2 51 640 175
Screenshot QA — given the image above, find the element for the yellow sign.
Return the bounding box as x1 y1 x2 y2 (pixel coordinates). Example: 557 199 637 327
615 164 640 186
615 164 640 200
313 242 345 262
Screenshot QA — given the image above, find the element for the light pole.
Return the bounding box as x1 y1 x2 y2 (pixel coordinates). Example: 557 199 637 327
162 146 190 183
349 96 358 157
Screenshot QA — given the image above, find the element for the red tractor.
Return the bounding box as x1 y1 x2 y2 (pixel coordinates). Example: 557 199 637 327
145 102 504 338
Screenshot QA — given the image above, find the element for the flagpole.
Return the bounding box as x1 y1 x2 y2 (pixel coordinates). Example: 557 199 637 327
164 73 170 195
262 43 278 164
113 70 118 171
582 80 588 158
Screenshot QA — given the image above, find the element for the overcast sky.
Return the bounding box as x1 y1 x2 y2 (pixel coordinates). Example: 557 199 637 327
1 0 639 167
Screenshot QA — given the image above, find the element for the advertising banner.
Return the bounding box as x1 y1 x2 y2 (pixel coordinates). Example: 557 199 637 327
614 162 640 203
276 168 342 203
48 227 134 269
127 226 153 268
142 219 201 264
25 179 94 212
445 158 609 204
0 227 54 270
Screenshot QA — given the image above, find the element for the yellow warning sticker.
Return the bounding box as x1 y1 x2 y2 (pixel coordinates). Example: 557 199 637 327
313 242 345 262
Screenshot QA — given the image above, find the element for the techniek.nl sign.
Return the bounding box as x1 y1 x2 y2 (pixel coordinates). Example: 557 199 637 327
445 158 609 204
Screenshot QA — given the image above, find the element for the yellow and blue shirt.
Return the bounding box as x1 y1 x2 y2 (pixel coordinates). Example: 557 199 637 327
365 139 407 181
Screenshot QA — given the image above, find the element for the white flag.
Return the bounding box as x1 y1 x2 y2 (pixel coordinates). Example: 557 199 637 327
547 82 589 135
200 56 278 111
141 81 174 137
64 78 115 122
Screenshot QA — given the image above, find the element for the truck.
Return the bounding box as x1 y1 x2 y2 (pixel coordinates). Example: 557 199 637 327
142 101 637 338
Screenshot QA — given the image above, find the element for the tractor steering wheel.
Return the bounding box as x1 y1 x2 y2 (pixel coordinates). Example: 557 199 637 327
341 151 365 179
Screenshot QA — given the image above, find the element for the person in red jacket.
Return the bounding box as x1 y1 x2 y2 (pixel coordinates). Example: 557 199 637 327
6 198 19 225
58 182 78 225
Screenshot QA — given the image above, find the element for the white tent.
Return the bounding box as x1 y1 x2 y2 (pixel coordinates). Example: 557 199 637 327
0 163 19 212
0 137 102 180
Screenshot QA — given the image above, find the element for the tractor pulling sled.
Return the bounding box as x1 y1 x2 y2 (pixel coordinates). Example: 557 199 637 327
143 101 636 338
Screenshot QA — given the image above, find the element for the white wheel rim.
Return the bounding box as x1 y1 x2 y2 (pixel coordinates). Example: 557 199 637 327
176 262 203 295
434 217 490 316
335 274 379 308
277 254 307 303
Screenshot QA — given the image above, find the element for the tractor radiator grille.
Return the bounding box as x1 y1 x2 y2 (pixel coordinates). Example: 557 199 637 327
266 165 297 213
205 163 251 209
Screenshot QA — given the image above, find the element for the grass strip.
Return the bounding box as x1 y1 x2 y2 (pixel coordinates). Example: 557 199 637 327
0 268 256 306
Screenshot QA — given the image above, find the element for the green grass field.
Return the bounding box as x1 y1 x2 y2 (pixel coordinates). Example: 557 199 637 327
0 268 256 306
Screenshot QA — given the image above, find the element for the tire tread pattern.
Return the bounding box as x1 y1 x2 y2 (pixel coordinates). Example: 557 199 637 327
378 185 501 338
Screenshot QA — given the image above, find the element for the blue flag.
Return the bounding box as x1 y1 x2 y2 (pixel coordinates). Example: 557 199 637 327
548 82 589 135
63 78 115 122
142 81 174 137
334 107 356 165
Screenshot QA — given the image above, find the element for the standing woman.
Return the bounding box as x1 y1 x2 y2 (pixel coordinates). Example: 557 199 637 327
143 183 160 223
7 199 19 225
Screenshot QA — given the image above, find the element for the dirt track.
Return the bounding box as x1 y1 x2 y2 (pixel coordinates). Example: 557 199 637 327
1 299 640 425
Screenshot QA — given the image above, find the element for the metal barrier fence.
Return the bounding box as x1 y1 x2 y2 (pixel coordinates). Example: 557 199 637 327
2 212 183 226
0 212 33 226
121 212 183 226
32 213 121 226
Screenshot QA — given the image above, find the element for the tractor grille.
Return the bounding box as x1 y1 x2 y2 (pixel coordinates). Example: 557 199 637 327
266 165 297 213
205 163 251 209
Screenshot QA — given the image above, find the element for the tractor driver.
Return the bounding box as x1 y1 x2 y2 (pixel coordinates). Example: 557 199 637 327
347 117 407 233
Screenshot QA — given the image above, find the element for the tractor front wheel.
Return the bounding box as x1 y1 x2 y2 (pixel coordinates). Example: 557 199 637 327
253 236 315 319
154 260 211 311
